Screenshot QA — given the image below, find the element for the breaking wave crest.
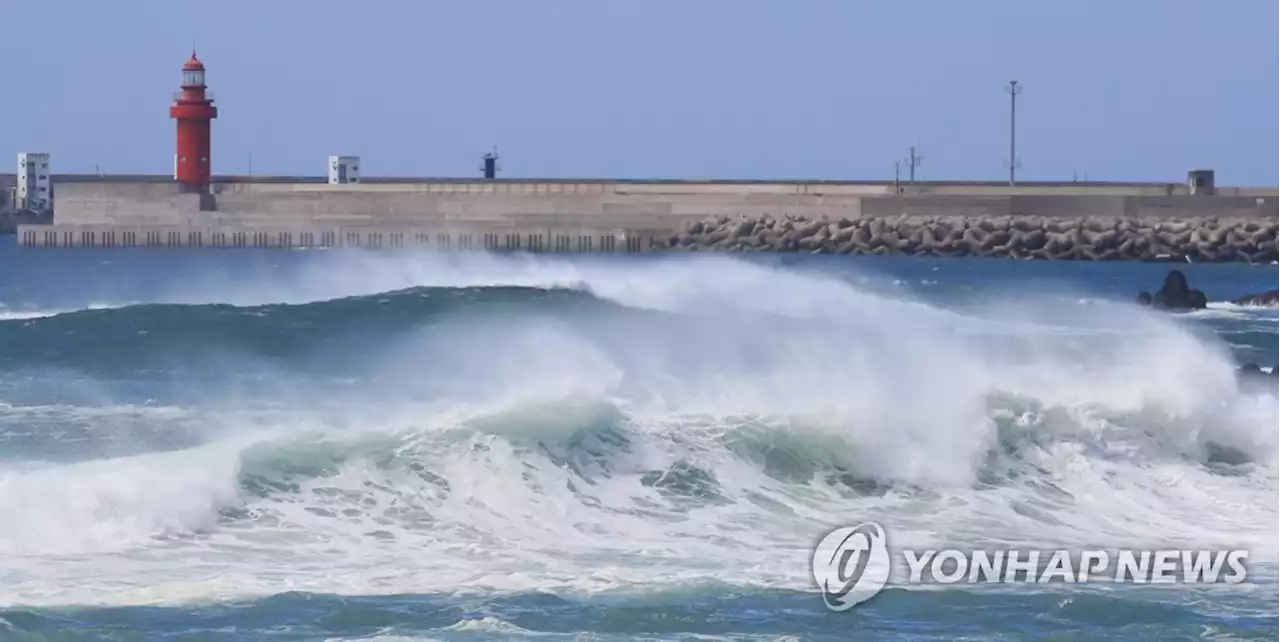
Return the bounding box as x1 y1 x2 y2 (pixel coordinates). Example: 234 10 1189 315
0 254 1274 607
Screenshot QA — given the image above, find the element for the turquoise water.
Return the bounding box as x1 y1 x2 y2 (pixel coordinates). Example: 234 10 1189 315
0 243 1276 640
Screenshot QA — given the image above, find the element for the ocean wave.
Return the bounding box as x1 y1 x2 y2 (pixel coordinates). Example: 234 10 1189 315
0 254 1273 608
0 285 618 370
0 302 125 321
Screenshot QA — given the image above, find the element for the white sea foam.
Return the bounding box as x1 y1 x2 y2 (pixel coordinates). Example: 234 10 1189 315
0 253 1274 608
0 302 129 321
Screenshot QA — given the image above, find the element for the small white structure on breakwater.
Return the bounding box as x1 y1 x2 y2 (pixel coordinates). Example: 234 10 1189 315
328 156 360 185
15 152 52 211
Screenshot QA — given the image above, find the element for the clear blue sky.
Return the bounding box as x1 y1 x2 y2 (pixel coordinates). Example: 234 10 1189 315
2 0 1276 184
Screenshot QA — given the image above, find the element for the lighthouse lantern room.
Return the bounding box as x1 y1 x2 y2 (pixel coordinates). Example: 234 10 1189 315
169 52 218 189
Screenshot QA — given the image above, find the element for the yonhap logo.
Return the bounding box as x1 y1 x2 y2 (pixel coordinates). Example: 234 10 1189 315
812 522 1251 611
811 522 891 611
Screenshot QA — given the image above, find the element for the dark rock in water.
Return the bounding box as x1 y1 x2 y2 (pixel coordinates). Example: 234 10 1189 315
1204 442 1251 466
1138 269 1208 310
1186 289 1208 309
1237 362 1278 378
1136 292 1153 305
1231 289 1279 307
1233 360 1280 386
1228 360 1269 381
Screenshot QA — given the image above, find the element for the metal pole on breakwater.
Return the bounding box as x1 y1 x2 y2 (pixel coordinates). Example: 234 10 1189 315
1006 80 1022 186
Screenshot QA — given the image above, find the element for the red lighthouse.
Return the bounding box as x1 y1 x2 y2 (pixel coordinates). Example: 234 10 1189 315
169 52 218 189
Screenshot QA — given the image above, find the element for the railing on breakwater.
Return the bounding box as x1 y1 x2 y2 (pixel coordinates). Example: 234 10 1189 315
17 225 660 253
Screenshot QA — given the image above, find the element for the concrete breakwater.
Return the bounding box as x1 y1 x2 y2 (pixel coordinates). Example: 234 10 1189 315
14 178 1280 259
23 215 1278 262
663 214 1280 262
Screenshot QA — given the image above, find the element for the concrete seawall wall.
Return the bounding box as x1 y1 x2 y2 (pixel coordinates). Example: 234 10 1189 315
52 182 208 225
46 180 1280 225
17 179 1280 260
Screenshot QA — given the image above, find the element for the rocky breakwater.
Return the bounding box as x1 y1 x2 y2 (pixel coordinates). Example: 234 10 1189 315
664 214 1279 261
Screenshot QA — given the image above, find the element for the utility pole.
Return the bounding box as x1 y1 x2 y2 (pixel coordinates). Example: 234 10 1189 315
907 147 923 184
1005 80 1022 185
248 152 253 177
893 160 902 193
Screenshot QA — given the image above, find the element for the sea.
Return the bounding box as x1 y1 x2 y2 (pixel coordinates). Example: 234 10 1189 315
0 240 1275 641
